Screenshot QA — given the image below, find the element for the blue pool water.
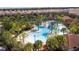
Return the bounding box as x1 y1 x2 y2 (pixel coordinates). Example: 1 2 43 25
24 21 64 43
25 25 51 43
35 25 51 37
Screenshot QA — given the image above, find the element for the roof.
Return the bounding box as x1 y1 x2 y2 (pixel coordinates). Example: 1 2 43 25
62 16 72 20
65 34 79 48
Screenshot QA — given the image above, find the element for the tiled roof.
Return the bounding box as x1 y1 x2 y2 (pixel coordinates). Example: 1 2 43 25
65 34 79 48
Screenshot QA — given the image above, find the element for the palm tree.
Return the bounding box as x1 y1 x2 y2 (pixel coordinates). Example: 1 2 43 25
34 40 42 51
11 41 24 51
56 15 62 23
15 13 21 21
69 23 79 34
46 37 59 50
20 32 27 43
55 35 67 50
61 28 66 35
2 31 14 50
56 15 62 33
49 22 54 33
35 21 41 30
3 21 12 31
24 42 33 51
11 22 21 34
46 35 67 51
70 27 77 34
36 14 45 21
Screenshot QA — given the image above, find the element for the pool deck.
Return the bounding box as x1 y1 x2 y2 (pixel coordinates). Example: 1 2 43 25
20 21 68 44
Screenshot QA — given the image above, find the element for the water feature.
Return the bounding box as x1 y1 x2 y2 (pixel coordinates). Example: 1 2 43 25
24 21 66 43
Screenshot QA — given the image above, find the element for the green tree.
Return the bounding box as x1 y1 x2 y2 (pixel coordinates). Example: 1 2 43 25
24 43 33 51
56 15 62 31
15 13 21 21
2 31 14 50
49 22 54 33
46 37 59 50
55 35 67 50
12 41 24 51
36 14 45 21
69 23 79 34
3 21 12 31
61 28 66 35
46 35 67 51
34 40 42 51
56 15 62 23
19 32 27 43
11 22 21 34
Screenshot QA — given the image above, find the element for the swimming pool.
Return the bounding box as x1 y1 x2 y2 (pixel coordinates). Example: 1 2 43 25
24 21 66 43
24 25 51 43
